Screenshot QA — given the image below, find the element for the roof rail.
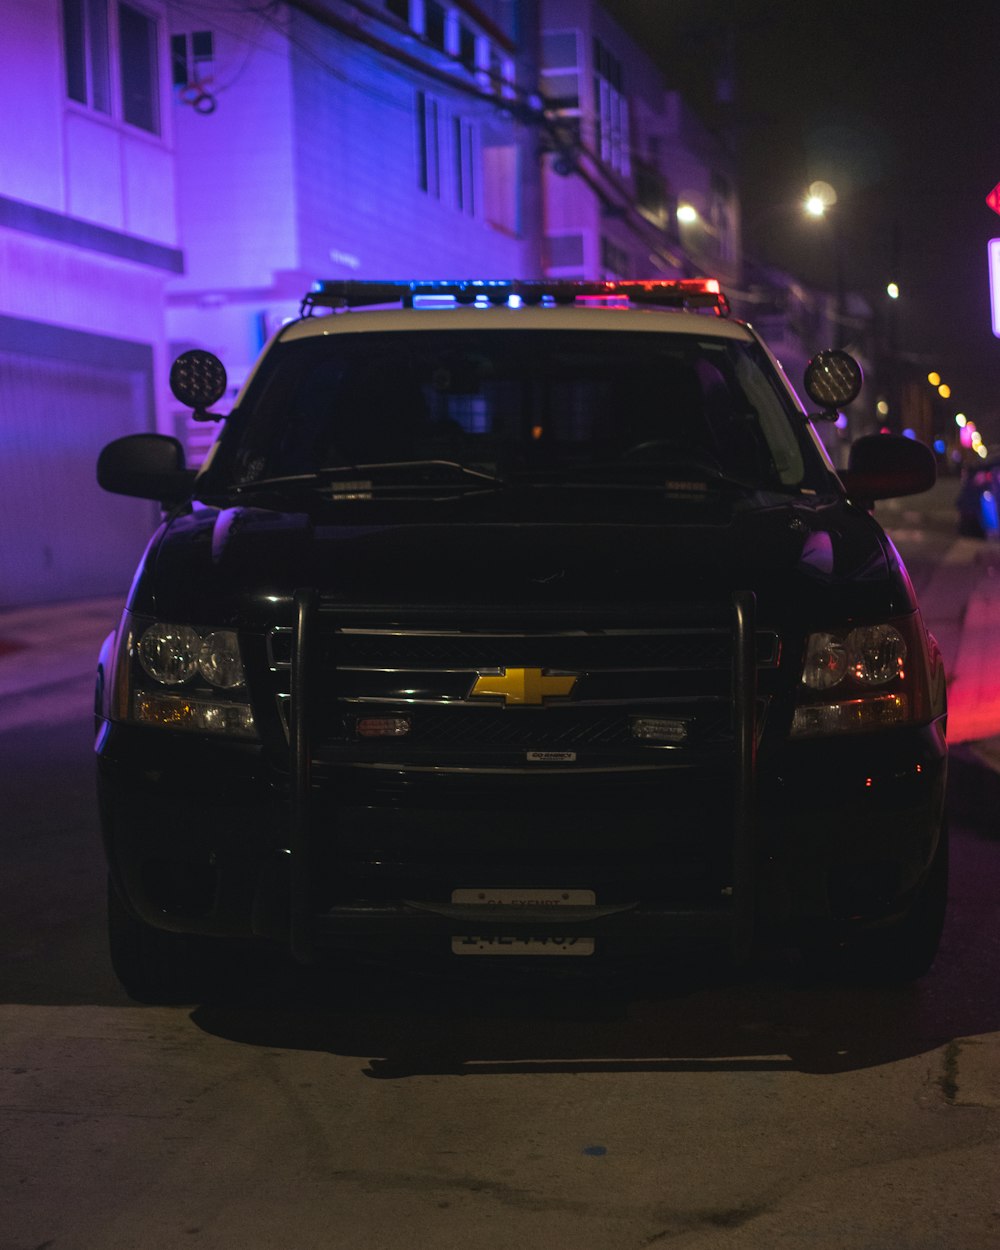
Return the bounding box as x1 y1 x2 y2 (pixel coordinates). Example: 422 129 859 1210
300 278 730 317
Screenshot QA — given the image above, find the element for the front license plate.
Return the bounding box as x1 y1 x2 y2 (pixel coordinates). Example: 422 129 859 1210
450 888 595 956
451 934 595 956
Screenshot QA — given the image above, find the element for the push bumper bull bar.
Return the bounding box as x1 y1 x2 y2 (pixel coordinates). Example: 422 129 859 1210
286 589 759 964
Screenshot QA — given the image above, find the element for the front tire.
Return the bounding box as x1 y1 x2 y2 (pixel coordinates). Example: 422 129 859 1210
820 824 949 985
107 878 220 1004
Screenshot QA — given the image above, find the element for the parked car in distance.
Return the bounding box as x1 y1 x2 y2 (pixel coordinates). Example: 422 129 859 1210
956 454 1000 537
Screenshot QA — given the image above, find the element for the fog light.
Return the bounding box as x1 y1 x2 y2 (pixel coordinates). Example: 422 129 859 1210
630 716 689 743
790 694 908 737
357 716 411 738
133 690 256 738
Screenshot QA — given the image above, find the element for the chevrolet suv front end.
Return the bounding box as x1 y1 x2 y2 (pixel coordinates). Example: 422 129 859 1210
95 279 947 1000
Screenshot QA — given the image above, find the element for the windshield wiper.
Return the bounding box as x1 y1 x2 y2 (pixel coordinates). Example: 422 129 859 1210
232 459 504 494
513 457 763 491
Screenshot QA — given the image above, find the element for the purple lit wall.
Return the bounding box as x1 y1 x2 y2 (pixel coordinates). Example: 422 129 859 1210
0 1 178 605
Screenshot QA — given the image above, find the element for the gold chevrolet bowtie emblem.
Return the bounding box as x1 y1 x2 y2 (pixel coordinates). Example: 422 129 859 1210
469 667 577 706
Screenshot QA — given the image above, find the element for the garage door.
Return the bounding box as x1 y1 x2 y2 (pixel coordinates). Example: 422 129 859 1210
0 327 159 607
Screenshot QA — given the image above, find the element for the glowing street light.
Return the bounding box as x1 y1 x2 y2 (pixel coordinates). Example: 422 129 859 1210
804 195 826 218
886 282 900 300
938 383 951 399
676 203 698 225
927 372 941 386
805 180 837 216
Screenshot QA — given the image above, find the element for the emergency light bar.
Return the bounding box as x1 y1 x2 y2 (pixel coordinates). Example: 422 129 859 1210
301 278 730 316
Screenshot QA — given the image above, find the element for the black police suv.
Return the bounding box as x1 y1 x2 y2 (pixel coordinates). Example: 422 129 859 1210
95 279 947 1000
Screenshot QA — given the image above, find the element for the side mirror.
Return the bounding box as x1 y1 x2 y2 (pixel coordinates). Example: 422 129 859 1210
97 434 196 505
804 350 864 418
839 433 936 505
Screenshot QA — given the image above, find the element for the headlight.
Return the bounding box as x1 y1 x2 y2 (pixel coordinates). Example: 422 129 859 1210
801 625 906 691
197 631 246 689
793 621 917 737
846 624 907 685
138 624 246 689
137 624 201 684
800 632 848 691
121 619 256 739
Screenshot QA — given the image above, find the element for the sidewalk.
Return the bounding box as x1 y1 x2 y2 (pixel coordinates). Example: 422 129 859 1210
0 597 121 702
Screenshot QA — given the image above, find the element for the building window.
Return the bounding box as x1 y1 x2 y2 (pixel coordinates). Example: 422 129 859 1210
540 30 579 110
545 234 585 270
390 4 511 96
593 37 629 177
475 38 513 96
62 0 112 113
483 143 520 236
635 159 668 230
119 4 159 132
710 171 737 264
61 0 161 134
171 30 214 88
601 236 629 278
424 0 446 50
416 90 441 197
453 117 478 216
458 21 476 71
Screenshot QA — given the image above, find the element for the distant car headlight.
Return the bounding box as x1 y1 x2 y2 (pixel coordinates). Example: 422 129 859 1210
793 621 917 737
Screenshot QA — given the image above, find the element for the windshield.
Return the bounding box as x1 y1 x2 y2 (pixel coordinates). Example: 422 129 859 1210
214 329 827 493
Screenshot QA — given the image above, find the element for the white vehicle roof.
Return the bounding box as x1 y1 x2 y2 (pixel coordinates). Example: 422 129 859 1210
278 302 756 342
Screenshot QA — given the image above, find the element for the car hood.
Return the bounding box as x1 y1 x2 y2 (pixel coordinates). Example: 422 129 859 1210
132 498 916 629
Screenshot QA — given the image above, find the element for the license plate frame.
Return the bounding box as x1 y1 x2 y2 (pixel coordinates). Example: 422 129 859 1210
450 888 596 956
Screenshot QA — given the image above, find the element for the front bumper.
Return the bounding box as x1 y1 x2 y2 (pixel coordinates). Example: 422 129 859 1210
96 711 947 966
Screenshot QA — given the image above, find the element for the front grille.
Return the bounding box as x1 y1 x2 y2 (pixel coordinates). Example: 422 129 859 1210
276 599 764 936
267 611 779 768
400 705 732 751
333 629 743 670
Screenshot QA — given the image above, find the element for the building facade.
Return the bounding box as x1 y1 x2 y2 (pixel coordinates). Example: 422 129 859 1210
0 0 180 605
0 0 859 605
165 0 547 461
538 0 739 288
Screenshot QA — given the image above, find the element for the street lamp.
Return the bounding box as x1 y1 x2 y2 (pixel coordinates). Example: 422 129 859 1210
804 194 826 218
802 182 845 348
804 180 838 218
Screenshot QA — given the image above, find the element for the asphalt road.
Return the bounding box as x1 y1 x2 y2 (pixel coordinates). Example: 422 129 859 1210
2 485 999 1249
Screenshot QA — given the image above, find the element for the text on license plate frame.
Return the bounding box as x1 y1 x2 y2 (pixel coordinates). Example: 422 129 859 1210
450 888 596 956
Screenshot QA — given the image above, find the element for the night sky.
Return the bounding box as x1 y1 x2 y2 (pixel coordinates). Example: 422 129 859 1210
605 0 1000 431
